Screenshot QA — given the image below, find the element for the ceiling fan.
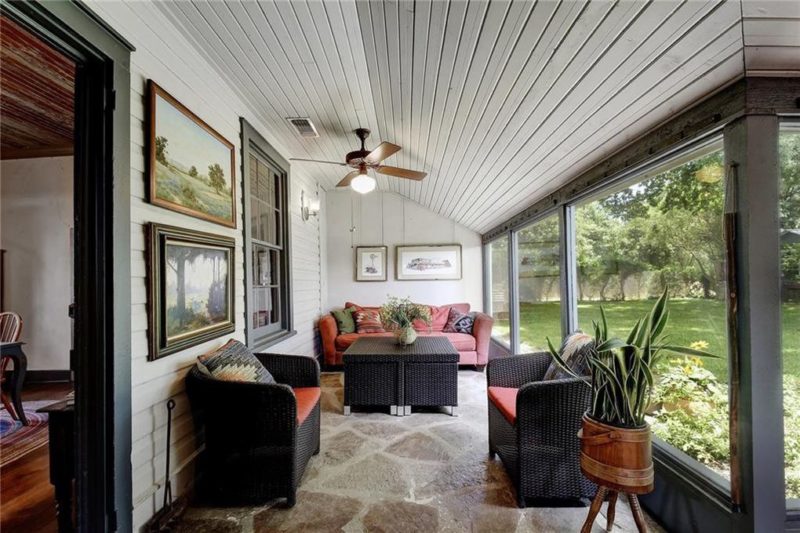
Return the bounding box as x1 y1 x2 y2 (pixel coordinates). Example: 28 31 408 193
290 128 427 194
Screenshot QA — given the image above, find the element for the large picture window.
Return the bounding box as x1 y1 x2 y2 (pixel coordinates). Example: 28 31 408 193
573 144 731 485
242 120 293 348
487 235 510 346
780 125 800 502
516 214 561 352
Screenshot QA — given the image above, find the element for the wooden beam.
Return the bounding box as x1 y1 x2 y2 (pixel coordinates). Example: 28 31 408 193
1 144 73 160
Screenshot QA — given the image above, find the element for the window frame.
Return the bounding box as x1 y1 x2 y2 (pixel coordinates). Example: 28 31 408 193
240 119 295 350
780 119 800 519
483 131 738 506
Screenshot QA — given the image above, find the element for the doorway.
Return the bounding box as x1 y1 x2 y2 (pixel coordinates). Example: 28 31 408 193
0 2 132 531
0 13 76 531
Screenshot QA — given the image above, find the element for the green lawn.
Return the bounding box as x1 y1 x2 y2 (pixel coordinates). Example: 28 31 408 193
495 299 800 380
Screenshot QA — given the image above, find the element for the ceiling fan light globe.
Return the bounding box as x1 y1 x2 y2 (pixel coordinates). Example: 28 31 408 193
350 174 376 194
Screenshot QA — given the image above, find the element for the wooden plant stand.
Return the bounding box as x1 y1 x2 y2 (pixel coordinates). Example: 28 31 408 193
580 485 648 533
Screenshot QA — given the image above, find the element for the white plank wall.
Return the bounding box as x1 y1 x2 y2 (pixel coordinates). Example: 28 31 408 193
325 190 483 311
84 3 324 530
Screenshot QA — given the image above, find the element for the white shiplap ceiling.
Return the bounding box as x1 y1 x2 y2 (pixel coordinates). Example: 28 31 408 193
156 0 799 234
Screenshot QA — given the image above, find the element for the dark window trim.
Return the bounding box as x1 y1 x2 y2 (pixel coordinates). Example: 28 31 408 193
240 118 294 350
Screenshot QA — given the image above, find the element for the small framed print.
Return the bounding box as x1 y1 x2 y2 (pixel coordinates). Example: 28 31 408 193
396 244 462 281
355 246 388 282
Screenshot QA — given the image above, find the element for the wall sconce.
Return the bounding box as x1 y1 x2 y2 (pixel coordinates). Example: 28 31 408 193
301 189 320 221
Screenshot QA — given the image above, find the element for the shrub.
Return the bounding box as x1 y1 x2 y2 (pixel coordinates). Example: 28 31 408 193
648 356 800 497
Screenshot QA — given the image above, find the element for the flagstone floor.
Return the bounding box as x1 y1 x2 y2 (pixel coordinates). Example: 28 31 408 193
177 371 664 532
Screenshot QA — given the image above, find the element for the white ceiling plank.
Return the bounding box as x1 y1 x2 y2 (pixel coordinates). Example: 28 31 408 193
413 0 449 201
429 0 533 207
474 49 743 232
468 22 742 231
452 0 733 224
150 0 753 233
419 0 578 211
417 0 470 204
434 0 631 216
236 2 355 161
431 0 603 217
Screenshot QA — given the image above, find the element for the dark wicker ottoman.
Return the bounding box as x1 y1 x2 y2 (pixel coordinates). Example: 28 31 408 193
343 336 459 416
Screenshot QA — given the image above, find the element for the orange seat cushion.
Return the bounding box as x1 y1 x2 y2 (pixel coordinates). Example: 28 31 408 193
488 386 518 424
293 387 321 425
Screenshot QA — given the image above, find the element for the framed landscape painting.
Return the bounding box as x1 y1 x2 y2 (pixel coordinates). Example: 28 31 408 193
147 223 235 360
148 81 236 227
396 244 462 281
355 246 387 281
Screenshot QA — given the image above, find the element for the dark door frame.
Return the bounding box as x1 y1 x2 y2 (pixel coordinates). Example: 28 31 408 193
0 2 133 531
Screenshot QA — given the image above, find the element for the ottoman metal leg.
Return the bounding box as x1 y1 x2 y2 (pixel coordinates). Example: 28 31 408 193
344 405 351 416
449 406 458 417
390 405 398 416
404 405 411 416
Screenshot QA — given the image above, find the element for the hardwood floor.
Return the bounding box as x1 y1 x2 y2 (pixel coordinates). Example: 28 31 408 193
1 382 72 533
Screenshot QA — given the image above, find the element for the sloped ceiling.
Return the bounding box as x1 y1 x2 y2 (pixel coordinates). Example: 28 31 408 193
156 0 799 234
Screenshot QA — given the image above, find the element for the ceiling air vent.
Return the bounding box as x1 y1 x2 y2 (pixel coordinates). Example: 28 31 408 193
287 117 319 138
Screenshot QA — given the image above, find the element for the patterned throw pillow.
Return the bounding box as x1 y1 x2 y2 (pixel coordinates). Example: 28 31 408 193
543 332 595 380
442 307 475 334
354 309 385 334
197 339 275 384
331 306 357 334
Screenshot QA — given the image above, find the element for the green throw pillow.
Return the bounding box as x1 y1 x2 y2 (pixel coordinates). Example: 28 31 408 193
332 307 357 334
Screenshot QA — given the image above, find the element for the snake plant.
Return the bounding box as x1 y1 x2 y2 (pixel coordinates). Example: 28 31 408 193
547 289 716 428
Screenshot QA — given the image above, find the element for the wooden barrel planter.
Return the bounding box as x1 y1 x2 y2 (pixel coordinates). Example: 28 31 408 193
578 413 654 494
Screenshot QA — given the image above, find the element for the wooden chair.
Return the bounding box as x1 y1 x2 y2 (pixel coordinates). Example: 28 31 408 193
0 312 23 420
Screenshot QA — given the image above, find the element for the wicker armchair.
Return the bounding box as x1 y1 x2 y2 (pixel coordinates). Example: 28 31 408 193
487 353 595 507
186 353 321 507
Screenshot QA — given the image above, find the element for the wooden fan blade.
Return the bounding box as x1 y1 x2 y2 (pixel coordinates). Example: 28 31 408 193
364 142 401 165
336 170 361 187
290 157 348 166
377 166 427 180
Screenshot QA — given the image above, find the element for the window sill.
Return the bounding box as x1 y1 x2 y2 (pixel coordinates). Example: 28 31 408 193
652 438 733 515
250 329 297 352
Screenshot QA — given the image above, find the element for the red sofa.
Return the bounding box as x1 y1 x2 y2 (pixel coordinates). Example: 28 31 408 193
319 301 493 368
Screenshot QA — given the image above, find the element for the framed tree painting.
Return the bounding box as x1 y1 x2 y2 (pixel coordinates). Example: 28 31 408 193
148 80 237 227
147 223 235 360
396 244 462 281
355 246 387 281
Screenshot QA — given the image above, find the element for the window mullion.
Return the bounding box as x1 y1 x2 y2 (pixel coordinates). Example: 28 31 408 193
509 230 520 354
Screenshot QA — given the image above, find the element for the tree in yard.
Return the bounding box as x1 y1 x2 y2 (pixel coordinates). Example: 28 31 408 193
166 247 206 329
155 136 169 165
780 133 800 284
208 163 226 194
188 166 198 178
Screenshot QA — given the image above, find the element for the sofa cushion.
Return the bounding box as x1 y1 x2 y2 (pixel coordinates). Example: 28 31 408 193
345 302 380 314
335 332 393 351
293 387 321 424
488 386 518 424
331 307 357 334
197 339 275 384
412 303 470 332
440 332 476 352
354 309 386 334
443 307 476 334
543 331 594 380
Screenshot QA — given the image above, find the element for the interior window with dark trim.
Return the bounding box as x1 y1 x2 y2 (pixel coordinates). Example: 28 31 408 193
242 120 293 348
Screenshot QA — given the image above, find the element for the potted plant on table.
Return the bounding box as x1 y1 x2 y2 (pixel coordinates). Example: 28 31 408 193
546 289 715 525
380 296 431 346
